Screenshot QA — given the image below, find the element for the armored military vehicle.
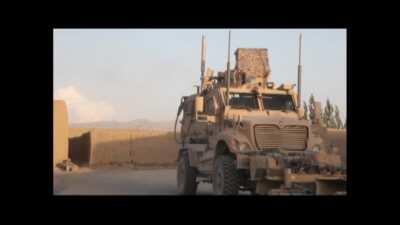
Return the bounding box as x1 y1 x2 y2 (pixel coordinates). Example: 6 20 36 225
174 32 346 195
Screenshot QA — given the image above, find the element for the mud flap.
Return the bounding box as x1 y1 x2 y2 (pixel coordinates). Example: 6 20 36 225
249 155 265 180
250 155 284 195
316 178 346 195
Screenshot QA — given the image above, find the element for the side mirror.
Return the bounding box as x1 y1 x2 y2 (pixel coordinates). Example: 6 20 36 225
213 96 220 114
195 96 204 113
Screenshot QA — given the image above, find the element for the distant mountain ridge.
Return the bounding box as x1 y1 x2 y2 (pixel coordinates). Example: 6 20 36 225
70 119 175 131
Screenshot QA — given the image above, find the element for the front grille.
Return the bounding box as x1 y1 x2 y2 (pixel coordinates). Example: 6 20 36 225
254 125 308 151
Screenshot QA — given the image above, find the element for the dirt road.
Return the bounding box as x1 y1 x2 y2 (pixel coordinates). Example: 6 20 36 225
54 167 251 195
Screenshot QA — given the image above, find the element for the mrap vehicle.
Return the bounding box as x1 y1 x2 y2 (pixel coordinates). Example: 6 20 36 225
174 32 346 195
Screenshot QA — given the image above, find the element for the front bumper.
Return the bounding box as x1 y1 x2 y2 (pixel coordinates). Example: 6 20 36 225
238 150 346 181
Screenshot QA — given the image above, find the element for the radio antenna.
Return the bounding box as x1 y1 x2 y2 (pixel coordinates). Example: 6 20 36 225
200 35 206 90
297 33 302 109
226 30 231 106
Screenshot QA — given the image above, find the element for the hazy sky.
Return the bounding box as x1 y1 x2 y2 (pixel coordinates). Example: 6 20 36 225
54 29 346 123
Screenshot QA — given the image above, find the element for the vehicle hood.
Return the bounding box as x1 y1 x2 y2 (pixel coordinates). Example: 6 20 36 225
240 111 310 128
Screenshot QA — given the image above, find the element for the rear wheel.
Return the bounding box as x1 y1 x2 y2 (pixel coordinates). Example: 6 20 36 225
213 155 239 195
177 152 197 195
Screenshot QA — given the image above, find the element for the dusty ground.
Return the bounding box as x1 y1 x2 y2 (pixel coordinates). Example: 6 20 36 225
53 167 251 195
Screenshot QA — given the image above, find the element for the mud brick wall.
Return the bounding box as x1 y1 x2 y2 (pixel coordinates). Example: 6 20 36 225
69 127 93 138
68 128 179 167
53 100 69 167
128 132 179 167
69 132 91 165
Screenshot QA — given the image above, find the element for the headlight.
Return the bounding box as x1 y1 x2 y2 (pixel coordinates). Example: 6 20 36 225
239 142 250 151
311 145 321 152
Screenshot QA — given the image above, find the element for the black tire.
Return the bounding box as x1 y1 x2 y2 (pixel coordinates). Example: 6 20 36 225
177 152 197 195
213 155 239 195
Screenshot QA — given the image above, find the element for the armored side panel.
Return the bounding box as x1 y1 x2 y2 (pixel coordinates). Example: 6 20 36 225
181 95 194 141
180 95 208 144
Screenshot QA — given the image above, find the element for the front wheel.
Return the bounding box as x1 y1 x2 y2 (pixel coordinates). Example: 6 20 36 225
177 152 197 195
213 155 239 195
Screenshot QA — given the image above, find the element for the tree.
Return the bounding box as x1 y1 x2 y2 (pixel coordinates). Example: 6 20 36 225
344 119 346 129
308 94 344 128
323 99 336 128
334 105 343 129
321 102 326 124
309 94 316 121
303 101 308 120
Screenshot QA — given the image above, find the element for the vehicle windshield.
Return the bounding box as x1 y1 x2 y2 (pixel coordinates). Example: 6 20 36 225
262 94 295 111
229 93 259 110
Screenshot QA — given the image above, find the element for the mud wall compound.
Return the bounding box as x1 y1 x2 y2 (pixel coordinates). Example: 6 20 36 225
53 100 69 167
68 128 179 167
